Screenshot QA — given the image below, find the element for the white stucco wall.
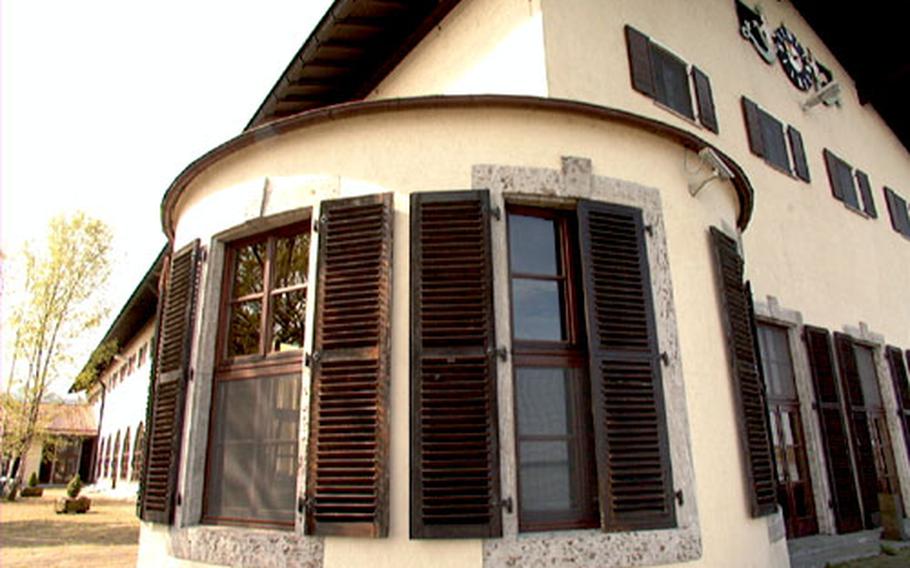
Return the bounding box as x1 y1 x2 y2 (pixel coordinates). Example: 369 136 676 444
539 0 910 346
93 322 155 492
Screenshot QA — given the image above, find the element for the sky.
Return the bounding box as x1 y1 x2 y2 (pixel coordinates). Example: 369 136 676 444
1 0 333 397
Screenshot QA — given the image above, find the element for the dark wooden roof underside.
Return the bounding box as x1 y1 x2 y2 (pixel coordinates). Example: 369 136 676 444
792 1 910 153
246 0 460 130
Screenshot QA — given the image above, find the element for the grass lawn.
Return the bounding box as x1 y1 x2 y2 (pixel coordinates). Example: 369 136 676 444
0 487 139 568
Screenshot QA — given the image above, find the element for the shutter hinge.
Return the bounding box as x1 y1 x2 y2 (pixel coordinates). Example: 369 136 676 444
306 351 322 367
644 224 654 236
488 346 508 362
660 352 670 366
298 496 311 514
176 492 182 506
313 215 327 233
675 490 684 506
188 368 194 382
487 205 502 221
500 496 513 514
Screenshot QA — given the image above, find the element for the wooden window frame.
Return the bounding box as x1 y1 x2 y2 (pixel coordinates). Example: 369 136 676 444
202 217 311 530
214 220 311 376
507 205 600 533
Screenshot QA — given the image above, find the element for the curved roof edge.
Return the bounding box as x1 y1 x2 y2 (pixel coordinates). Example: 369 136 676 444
162 95 755 238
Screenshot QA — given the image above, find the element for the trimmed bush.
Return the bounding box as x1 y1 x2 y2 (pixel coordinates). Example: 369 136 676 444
28 472 39 488
66 474 82 498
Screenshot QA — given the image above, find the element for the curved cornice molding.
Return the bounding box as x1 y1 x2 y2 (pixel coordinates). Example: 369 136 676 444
161 95 755 239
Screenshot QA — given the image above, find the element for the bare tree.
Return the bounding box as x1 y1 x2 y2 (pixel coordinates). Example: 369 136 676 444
1 213 112 493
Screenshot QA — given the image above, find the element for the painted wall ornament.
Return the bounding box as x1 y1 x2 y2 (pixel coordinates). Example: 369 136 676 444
737 0 776 63
736 1 835 99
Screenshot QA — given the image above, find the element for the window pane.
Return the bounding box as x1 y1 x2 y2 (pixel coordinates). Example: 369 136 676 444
757 324 797 400
228 300 262 357
516 367 570 436
274 232 310 289
206 373 300 524
512 278 565 341
508 214 559 275
271 290 306 352
519 441 572 512
652 46 693 118
232 242 265 298
854 345 882 409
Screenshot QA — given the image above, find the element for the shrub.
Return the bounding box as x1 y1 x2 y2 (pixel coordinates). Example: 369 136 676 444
66 474 82 499
28 472 39 488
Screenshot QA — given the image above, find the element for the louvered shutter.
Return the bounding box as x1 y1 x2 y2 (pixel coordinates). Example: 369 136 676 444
833 332 877 528
577 201 674 531
803 326 863 533
139 240 201 523
709 228 777 517
305 193 392 537
886 346 910 462
854 170 877 218
410 190 501 538
691 66 718 133
884 187 910 237
787 126 811 182
625 26 655 98
741 98 765 158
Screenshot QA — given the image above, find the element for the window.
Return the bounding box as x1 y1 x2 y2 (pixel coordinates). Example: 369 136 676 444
741 98 810 181
833 333 898 528
823 149 877 217
508 201 674 532
131 423 144 482
756 323 817 538
128 355 136 375
138 345 147 368
884 187 910 238
121 427 131 480
508 207 599 531
204 221 310 528
625 26 718 132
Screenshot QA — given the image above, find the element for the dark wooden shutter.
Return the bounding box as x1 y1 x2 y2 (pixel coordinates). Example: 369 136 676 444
625 26 655 98
305 193 393 537
886 346 910 462
884 187 910 237
823 149 844 200
691 66 718 133
410 190 501 538
578 201 674 531
803 326 863 533
741 98 765 158
855 170 877 218
139 240 201 524
833 332 877 528
709 227 777 517
787 126 811 182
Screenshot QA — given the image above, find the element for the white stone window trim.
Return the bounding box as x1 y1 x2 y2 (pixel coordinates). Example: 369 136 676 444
840 322 910 517
753 297 834 537
476 157 702 568
162 204 326 568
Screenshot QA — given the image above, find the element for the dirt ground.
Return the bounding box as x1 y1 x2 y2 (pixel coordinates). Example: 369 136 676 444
0 487 139 568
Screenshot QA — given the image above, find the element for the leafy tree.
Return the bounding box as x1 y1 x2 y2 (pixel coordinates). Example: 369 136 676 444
1 213 112 493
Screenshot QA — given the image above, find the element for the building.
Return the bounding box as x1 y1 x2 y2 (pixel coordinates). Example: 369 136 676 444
72 249 165 493
15 403 97 486
134 1 910 567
